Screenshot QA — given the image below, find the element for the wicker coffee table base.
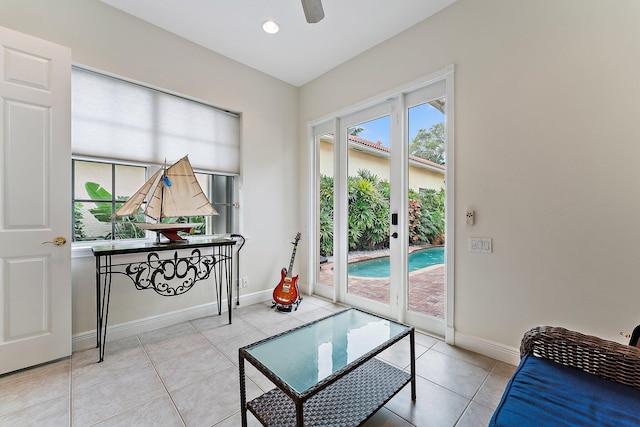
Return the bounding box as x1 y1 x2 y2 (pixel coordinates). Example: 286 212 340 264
247 357 411 427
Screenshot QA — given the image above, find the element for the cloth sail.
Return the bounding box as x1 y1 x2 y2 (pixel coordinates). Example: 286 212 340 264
113 155 218 222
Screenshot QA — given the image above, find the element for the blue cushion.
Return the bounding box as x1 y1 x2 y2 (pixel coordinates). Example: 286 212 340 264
490 354 640 427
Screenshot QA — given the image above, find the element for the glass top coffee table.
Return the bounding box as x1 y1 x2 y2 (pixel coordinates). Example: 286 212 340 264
239 308 416 427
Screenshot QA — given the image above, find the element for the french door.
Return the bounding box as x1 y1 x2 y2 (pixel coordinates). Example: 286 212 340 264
403 80 448 335
340 103 395 316
312 69 452 337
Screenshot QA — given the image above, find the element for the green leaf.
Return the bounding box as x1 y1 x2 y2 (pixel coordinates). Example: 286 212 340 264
85 182 113 222
85 182 110 200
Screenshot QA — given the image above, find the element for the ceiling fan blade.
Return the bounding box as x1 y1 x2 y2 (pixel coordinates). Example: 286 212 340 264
301 0 325 23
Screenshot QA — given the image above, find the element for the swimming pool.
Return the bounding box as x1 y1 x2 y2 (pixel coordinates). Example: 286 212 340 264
348 247 444 278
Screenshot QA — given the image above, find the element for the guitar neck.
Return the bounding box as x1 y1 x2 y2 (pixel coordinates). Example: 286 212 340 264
287 245 298 277
286 234 301 278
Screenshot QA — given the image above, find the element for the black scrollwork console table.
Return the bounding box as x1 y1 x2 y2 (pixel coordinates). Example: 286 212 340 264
92 238 236 362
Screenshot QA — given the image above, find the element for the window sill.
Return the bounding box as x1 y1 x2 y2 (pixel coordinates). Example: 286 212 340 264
72 238 154 259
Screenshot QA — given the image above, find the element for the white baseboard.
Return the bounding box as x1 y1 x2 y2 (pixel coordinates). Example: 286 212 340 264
236 288 273 307
72 289 272 352
454 331 520 366
445 325 455 344
74 288 521 367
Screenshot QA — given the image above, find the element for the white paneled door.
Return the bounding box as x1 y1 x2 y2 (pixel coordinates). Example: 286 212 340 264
0 26 72 374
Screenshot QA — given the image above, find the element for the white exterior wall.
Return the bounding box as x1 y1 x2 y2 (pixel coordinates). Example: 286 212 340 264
319 139 444 191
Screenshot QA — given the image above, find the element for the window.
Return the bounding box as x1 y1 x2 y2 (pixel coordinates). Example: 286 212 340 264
204 173 235 234
72 159 236 242
71 67 240 242
73 159 147 241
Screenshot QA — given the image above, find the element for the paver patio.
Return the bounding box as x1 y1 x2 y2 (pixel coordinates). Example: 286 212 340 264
317 259 444 319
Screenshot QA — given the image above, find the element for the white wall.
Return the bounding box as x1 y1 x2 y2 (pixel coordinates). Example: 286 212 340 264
299 0 640 351
0 0 299 340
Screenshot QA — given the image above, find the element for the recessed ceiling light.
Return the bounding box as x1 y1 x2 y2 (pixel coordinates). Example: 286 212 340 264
262 20 280 34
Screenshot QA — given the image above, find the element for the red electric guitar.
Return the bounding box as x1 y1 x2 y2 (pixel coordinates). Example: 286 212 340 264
272 232 302 311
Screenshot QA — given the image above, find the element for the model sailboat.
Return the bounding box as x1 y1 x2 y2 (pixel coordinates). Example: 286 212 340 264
112 155 218 242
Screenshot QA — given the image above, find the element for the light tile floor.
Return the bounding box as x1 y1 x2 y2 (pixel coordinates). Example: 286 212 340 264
0 295 515 426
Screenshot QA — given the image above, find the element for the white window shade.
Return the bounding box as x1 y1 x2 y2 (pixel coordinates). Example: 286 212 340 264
72 67 240 173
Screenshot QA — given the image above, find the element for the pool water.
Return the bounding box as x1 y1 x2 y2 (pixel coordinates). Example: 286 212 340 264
348 247 444 278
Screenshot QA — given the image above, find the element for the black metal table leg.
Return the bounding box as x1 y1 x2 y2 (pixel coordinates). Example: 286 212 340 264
97 254 113 362
230 234 246 307
92 238 237 362
226 245 232 324
95 255 100 351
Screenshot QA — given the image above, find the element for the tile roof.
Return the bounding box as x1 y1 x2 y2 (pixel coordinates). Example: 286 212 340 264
348 134 444 171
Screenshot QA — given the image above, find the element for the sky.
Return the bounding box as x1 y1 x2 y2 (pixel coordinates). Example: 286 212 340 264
353 103 444 147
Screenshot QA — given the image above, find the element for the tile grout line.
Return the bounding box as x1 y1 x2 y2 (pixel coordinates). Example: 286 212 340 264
138 334 188 427
192 316 267 425
0 296 505 426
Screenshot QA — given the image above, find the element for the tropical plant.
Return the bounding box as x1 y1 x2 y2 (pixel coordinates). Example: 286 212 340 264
84 182 113 223
319 174 334 256
181 216 206 235
348 127 365 136
347 169 389 250
417 188 445 244
74 202 86 241
409 122 445 165
318 169 445 253
408 198 425 243
82 182 146 240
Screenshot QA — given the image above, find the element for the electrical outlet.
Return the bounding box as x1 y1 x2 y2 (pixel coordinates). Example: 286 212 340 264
241 277 249 288
466 209 475 226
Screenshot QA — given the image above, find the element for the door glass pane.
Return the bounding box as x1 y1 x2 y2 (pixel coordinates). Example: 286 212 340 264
317 133 334 289
346 116 391 304
407 98 446 318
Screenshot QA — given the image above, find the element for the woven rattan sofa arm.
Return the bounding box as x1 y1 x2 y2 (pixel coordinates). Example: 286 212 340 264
520 326 640 390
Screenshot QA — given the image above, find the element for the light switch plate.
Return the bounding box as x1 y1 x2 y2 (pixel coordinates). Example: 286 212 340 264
469 237 492 253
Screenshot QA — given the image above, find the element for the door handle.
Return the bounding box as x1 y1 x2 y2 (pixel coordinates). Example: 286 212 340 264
391 232 398 239
42 237 67 246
